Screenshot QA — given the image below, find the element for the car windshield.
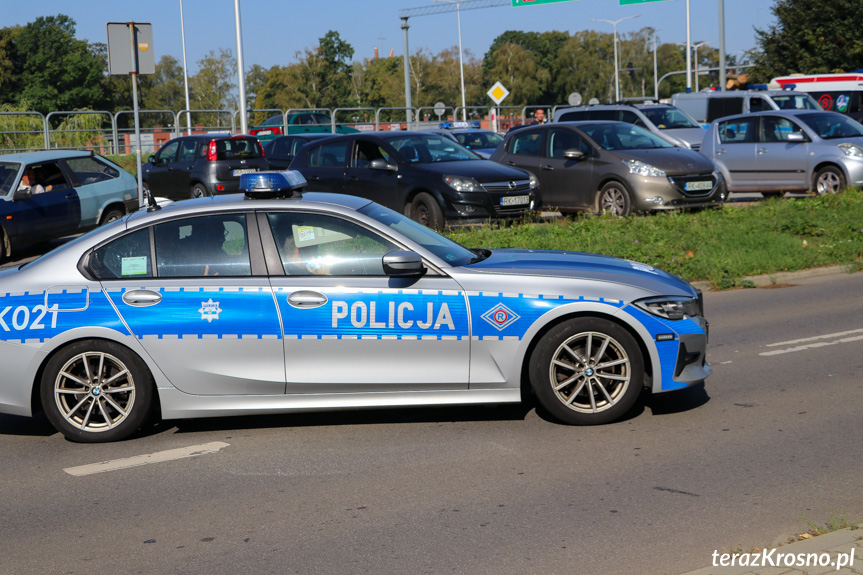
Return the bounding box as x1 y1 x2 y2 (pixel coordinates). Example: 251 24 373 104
455 131 503 149
772 94 821 111
640 107 702 129
358 203 478 266
0 162 22 196
579 123 674 150
797 113 863 139
384 134 481 163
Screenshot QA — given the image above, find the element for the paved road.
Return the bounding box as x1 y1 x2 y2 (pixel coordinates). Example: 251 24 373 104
1 270 861 574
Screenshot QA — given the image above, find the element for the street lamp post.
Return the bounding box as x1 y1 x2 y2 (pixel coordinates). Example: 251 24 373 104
179 0 192 135
432 0 467 121
692 41 712 92
592 14 640 102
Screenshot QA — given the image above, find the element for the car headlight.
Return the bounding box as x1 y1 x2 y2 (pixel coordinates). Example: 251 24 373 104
623 159 666 177
443 175 484 192
838 143 863 158
528 172 540 189
634 296 700 320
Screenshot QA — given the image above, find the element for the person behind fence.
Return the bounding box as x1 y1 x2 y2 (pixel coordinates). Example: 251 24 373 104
529 109 547 125
17 167 45 195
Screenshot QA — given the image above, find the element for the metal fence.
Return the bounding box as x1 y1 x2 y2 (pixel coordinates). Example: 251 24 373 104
0 103 565 155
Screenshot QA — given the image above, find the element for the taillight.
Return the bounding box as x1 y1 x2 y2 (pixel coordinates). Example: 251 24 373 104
207 140 217 161
258 141 265 157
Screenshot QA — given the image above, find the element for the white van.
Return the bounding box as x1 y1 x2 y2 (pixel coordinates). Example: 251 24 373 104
671 90 820 126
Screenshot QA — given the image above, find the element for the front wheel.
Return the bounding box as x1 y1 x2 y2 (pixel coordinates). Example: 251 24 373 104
813 166 845 196
40 340 155 442
597 181 633 216
529 317 643 425
410 192 445 229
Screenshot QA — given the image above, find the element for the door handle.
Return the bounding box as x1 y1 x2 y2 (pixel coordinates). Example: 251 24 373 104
287 290 328 309
542 164 554 170
716 148 726 156
506 161 516 166
758 147 769 154
309 175 321 181
65 193 76 200
122 289 162 307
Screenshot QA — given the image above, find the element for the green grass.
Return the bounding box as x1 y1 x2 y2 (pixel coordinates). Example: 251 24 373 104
445 190 863 288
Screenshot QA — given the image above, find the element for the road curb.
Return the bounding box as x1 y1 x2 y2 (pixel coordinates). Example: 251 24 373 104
676 527 862 575
691 265 855 292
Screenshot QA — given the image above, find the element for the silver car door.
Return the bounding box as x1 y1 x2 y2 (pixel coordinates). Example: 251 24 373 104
262 211 470 393
95 214 286 395
713 117 759 191
754 115 810 190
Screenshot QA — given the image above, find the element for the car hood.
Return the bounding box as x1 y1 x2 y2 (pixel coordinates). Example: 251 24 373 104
615 147 715 175
411 159 529 182
463 249 696 297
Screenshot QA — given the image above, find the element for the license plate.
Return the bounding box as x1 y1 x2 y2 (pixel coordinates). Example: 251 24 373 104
500 195 529 206
684 180 713 191
232 168 258 176
258 130 273 136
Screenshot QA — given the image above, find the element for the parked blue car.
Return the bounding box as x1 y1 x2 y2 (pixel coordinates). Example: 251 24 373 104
0 150 139 262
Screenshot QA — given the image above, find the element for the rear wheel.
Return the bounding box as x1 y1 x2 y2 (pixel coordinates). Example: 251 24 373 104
191 183 209 199
40 340 155 442
597 181 632 216
98 207 124 226
410 192 445 229
813 166 845 195
529 317 643 425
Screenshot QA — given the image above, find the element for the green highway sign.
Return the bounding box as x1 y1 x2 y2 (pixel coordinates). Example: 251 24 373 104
512 0 578 7
619 0 670 4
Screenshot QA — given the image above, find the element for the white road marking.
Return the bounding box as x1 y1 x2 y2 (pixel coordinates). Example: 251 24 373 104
760 328 863 356
64 441 231 476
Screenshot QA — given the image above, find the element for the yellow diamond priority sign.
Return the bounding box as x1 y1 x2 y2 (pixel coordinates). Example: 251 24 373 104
487 81 510 105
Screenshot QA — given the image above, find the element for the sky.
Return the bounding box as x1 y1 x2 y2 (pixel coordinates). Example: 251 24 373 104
5 0 773 75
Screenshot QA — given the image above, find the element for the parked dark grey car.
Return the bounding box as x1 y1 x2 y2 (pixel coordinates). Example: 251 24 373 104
489 121 726 216
289 131 539 228
142 134 268 200
262 134 336 170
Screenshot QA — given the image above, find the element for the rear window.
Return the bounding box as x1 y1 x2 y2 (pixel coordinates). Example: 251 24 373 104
214 138 261 160
66 156 120 185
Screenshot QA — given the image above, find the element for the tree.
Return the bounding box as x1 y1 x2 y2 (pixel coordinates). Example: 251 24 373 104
190 48 236 112
14 15 106 114
483 30 566 104
483 42 545 106
752 0 863 81
0 26 22 106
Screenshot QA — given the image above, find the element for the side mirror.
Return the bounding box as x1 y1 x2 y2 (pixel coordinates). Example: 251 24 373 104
370 159 397 171
787 132 806 142
12 187 31 201
382 250 425 277
564 149 585 160
147 155 156 164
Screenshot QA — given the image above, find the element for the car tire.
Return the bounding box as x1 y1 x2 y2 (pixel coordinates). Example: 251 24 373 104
813 166 845 196
528 317 643 425
597 181 633 216
40 340 155 443
191 183 209 199
99 207 125 226
410 192 445 229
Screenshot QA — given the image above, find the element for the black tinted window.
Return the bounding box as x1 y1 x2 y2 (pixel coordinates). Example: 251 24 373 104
309 141 349 167
558 110 589 122
91 229 153 279
66 156 119 185
214 138 260 160
155 214 251 277
707 98 744 122
509 129 543 156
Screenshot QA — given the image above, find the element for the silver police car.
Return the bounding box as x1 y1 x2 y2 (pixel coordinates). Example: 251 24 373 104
0 172 710 442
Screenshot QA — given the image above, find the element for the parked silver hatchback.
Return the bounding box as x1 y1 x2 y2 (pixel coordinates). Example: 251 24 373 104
700 110 863 196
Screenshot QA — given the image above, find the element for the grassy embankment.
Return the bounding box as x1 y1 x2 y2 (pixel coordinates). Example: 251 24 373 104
445 191 863 289
108 155 863 289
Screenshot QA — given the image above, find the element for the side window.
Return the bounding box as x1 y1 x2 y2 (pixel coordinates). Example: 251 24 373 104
589 110 620 121
270 139 290 156
749 97 770 113
620 110 646 128
558 110 588 122
155 140 180 165
309 141 349 168
154 214 251 277
352 140 390 168
178 140 198 162
90 228 153 279
509 129 543 156
267 212 398 276
717 118 755 143
707 98 743 122
30 161 70 192
65 157 119 185
547 129 583 159
759 116 804 143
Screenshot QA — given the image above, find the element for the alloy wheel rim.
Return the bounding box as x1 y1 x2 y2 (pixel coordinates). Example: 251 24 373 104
601 189 626 215
548 331 631 413
53 352 136 432
817 173 840 195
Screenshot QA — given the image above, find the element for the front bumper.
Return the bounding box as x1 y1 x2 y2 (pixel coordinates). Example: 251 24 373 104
629 173 726 212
